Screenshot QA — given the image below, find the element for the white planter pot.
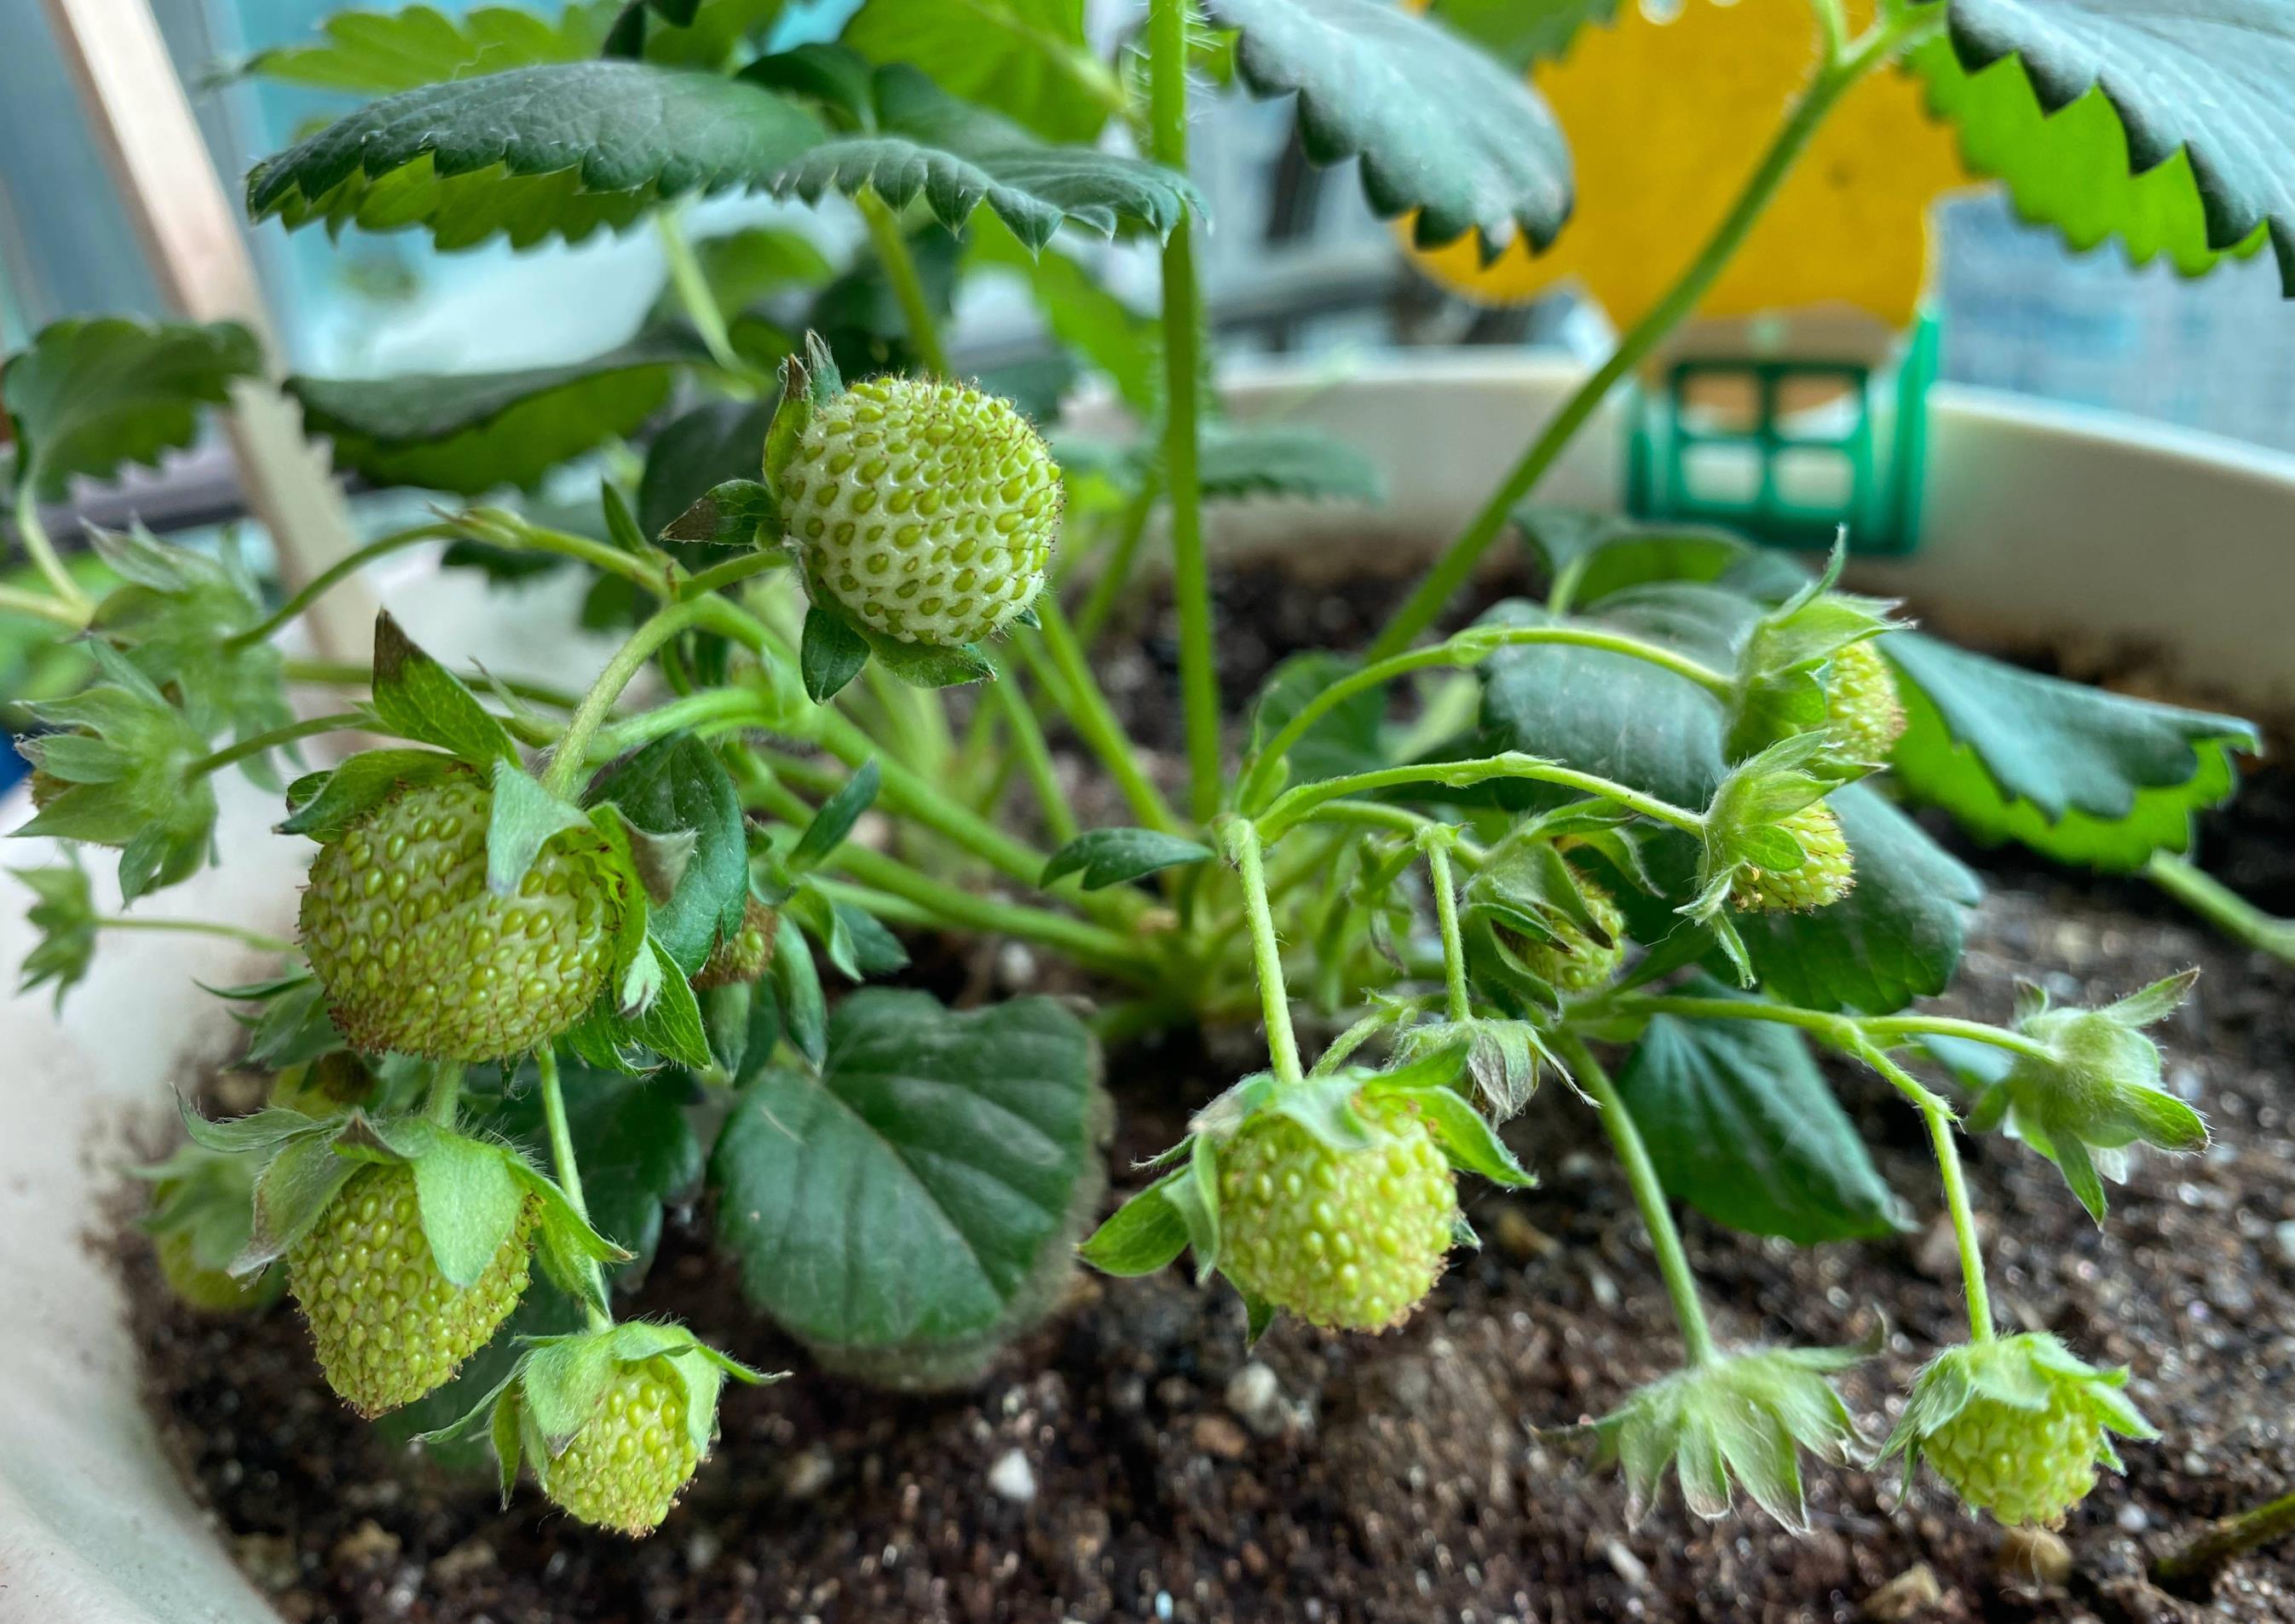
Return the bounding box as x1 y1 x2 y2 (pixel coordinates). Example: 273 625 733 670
4 351 2289 1624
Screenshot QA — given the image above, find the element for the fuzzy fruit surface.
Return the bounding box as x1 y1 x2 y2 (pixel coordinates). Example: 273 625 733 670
1826 639 1907 763
287 1163 536 1417
785 377 1059 647
692 897 776 990
299 773 623 1060
155 1226 282 1314
1503 875 1626 994
1731 801 1854 913
1218 1096 1457 1331
542 1357 701 1535
1923 1391 2102 1528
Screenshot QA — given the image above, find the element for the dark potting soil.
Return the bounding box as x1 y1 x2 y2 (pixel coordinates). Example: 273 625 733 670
120 562 2295 1623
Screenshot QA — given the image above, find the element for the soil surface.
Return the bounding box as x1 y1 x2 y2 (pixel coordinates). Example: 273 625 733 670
122 563 2295 1623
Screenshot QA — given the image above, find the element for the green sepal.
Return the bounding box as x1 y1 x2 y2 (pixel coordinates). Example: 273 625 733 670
1366 1080 1535 1188
800 604 870 701
767 911 826 1067
1721 543 1904 764
10 856 98 1007
1682 732 1840 943
368 610 518 768
485 759 593 897
278 748 459 840
788 757 880 869
1077 1168 1193 1277
1390 1015 1556 1120
661 479 783 547
135 1143 268 1280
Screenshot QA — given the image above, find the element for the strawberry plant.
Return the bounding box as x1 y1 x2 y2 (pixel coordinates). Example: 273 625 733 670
7 0 2288 1547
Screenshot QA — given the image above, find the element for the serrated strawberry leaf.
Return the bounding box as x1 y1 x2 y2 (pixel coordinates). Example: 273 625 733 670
752 55 1202 248
288 334 706 495
1617 976 1911 1245
1884 632 2257 870
246 60 827 251
1910 0 2295 293
1202 0 1570 256
3 317 262 500
232 1 617 95
711 988 1105 1367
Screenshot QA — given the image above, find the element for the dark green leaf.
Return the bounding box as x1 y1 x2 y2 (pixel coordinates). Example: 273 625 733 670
234 2 617 95
370 611 517 766
290 335 704 495
1617 979 1911 1244
712 988 1105 1362
3 317 261 500
638 396 778 538
1885 632 2256 870
1911 0 2295 293
660 478 779 548
760 60 1202 249
789 757 880 870
1202 0 1569 256
800 604 870 702
832 900 909 976
1041 827 1214 890
767 912 824 1066
246 61 827 251
1198 423 1384 504
839 0 1115 144
584 734 747 976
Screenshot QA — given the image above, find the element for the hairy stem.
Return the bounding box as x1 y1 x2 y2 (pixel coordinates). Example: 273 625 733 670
424 1062 464 1126
10 483 94 619
0 582 87 625
95 914 293 953
856 187 952 377
542 598 718 798
1228 819 1305 1084
1146 0 1219 821
1423 836 1472 1023
989 665 1081 844
2143 851 2295 962
1612 993 2049 1077
1257 754 1704 844
1365 12 1923 659
188 711 366 778
1560 1034 1717 1368
226 523 462 651
1920 1081 1993 1341
537 1044 611 1329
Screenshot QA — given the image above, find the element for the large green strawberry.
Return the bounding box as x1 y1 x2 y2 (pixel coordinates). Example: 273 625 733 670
1825 638 1906 763
287 1161 536 1416
1217 1094 1457 1331
541 1357 702 1535
782 377 1060 647
1729 800 1854 913
298 770 625 1059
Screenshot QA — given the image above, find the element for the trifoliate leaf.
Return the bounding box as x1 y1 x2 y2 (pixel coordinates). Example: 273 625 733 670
288 334 707 494
3 317 261 500
753 56 1202 248
1885 631 2258 871
1911 0 2295 293
246 61 827 251
233 2 617 94
1202 0 1570 256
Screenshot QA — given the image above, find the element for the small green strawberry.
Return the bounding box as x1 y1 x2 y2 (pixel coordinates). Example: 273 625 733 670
287 1161 537 1417
1882 1333 2157 1528
1217 1094 1458 1331
1498 873 1626 994
141 1145 283 1315
1825 638 1906 763
541 1357 701 1534
298 770 626 1060
1729 800 1853 913
783 376 1060 647
691 897 776 991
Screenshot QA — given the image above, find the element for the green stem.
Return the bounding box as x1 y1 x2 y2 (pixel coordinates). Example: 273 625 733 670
1364 12 1921 659
2154 1490 2295 1593
1912 1062 1993 1343
425 1062 464 1126
0 582 85 625
2144 851 2295 962
1291 799 1487 865
1614 993 2050 1072
461 510 671 596
1310 1000 1426 1077
95 915 293 953
10 483 93 619
1241 625 1731 811
592 688 770 760
856 188 952 377
226 523 459 651
543 598 718 798
989 666 1081 844
1019 596 1181 834
1070 472 1162 650
1257 754 1704 844
681 549 789 600
1422 835 1471 1023
1559 1034 1716 1368
1227 819 1304 1085
536 1044 611 1329
187 711 366 778
1146 0 1219 821
655 210 745 378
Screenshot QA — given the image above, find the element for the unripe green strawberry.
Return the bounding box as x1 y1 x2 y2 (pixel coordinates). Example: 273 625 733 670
691 897 776 991
1825 639 1906 763
154 1217 283 1314
298 772 625 1060
783 377 1060 647
1921 1386 2104 1528
541 1357 701 1535
1499 874 1625 994
1729 800 1853 913
287 1162 536 1417
1217 1095 1457 1331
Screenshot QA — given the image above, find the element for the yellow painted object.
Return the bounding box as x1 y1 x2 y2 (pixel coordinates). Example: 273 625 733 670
1410 0 1972 328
